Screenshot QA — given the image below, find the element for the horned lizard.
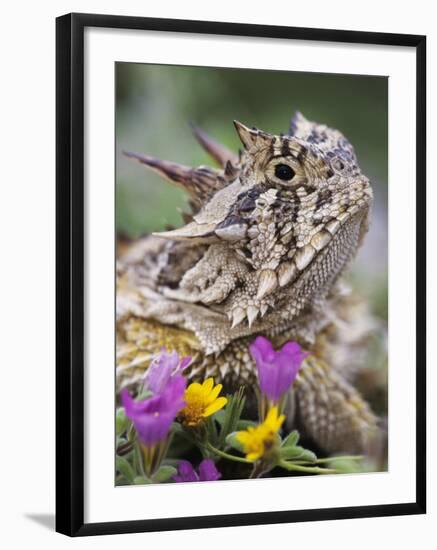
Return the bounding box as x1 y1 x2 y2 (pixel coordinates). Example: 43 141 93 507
116 112 383 455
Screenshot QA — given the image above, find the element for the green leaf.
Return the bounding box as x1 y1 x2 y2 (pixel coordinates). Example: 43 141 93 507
217 387 246 448
280 445 317 463
116 407 129 436
225 431 244 452
152 465 177 483
116 456 136 483
214 409 226 426
206 416 219 447
298 448 317 463
115 478 131 486
133 476 152 485
322 457 363 474
281 430 300 448
133 443 145 476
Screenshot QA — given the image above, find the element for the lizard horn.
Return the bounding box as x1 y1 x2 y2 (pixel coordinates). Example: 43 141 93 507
288 111 309 136
190 123 238 167
233 120 274 151
123 150 223 210
153 221 219 243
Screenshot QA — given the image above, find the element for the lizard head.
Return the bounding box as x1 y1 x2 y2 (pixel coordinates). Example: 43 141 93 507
125 112 372 348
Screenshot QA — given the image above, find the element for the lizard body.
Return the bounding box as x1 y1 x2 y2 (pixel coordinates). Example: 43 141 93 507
116 112 382 455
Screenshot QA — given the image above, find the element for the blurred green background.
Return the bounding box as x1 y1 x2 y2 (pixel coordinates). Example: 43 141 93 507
116 63 388 331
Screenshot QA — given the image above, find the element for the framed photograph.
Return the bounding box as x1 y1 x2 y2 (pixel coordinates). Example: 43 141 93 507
56 13 426 536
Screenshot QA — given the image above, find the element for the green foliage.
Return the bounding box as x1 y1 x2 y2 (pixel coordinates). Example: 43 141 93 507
116 396 365 484
280 445 317 463
322 456 365 474
116 456 136 483
152 465 177 483
225 431 244 453
134 476 152 485
116 407 129 436
217 387 246 448
281 430 300 448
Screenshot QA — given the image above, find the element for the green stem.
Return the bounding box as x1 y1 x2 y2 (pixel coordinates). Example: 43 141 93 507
279 460 338 475
135 443 146 478
288 460 320 465
127 422 137 443
286 456 363 466
205 443 253 464
315 455 363 463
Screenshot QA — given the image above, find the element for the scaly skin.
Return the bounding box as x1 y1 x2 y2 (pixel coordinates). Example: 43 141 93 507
116 112 382 455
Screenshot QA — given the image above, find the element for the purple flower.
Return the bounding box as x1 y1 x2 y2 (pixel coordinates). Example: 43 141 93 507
144 349 191 395
172 461 199 483
250 336 307 402
121 375 186 447
173 459 221 483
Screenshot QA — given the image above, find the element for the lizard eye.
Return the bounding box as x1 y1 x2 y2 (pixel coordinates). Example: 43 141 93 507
275 164 295 181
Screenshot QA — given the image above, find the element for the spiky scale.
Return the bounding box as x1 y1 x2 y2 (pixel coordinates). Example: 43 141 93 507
190 123 238 167
246 305 259 327
294 245 316 271
278 261 298 287
231 307 246 328
256 269 278 299
311 230 332 251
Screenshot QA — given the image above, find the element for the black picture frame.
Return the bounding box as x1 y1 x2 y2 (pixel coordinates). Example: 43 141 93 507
56 12 426 537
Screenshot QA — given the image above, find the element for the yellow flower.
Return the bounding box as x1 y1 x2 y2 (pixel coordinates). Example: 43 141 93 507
236 407 285 462
179 378 228 427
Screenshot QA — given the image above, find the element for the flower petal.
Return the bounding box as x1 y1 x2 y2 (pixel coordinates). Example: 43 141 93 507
185 382 202 397
265 407 285 432
206 383 223 404
179 356 192 371
198 459 221 481
258 362 280 401
236 431 251 445
133 410 175 446
251 337 306 401
144 350 191 395
250 336 275 362
202 378 214 393
246 451 260 462
203 396 228 417
144 360 173 395
173 460 199 483
121 376 186 446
